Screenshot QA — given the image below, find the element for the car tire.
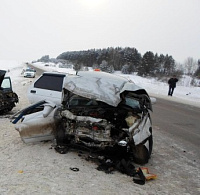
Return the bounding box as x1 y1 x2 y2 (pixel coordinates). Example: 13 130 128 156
131 128 153 164
56 124 65 145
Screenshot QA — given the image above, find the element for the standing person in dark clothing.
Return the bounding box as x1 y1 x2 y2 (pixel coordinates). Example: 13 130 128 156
168 75 178 96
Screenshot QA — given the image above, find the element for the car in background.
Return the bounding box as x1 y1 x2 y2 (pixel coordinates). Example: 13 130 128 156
24 68 36 78
27 72 68 105
12 71 154 164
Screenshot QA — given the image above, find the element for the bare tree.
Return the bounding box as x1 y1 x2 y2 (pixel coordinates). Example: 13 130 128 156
184 57 198 75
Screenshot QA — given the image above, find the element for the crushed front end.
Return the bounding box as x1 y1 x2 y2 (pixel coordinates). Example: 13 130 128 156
56 89 153 164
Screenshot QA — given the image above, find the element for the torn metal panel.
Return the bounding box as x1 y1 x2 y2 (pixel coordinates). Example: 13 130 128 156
133 115 152 145
42 101 57 117
61 109 105 123
14 102 58 143
15 121 55 143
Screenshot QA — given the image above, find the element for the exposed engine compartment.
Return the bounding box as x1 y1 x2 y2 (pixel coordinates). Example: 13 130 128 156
58 93 144 148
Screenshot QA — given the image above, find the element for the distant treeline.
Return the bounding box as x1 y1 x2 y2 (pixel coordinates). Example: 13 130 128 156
56 47 177 77
37 47 200 78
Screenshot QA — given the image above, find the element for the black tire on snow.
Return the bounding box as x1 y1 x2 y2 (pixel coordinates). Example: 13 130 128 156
132 128 153 165
56 122 66 146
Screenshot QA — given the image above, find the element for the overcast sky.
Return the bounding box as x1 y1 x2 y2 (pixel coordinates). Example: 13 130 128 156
0 0 199 63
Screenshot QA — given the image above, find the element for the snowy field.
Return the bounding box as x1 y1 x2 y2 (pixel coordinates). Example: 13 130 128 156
0 60 200 194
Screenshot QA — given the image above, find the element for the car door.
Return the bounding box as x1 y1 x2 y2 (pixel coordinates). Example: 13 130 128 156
1 76 12 91
27 73 66 105
11 101 58 143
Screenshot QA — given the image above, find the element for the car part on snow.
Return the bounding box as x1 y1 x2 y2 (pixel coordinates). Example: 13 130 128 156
138 167 157 180
54 145 69 154
91 155 156 184
133 167 157 185
70 167 79 172
133 167 146 185
115 158 136 176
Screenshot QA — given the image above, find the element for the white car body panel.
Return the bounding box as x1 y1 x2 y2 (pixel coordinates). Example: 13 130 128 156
133 115 151 145
15 102 57 143
28 87 62 105
27 72 67 105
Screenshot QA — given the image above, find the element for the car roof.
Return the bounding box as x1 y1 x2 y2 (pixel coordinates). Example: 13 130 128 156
63 71 149 107
43 72 68 77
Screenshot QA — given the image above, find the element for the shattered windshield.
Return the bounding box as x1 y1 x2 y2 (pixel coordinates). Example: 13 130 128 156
69 95 99 106
124 97 140 109
67 93 141 110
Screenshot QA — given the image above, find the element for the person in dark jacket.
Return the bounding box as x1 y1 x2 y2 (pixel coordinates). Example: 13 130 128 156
168 76 178 96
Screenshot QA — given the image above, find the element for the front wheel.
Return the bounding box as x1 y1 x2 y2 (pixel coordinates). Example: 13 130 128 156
55 122 66 145
131 128 153 164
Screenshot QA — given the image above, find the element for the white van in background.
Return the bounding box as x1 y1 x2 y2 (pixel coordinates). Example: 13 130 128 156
27 72 68 105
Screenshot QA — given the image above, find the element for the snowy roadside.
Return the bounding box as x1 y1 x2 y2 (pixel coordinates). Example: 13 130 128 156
148 93 200 108
31 62 200 108
1 60 200 109
0 63 199 194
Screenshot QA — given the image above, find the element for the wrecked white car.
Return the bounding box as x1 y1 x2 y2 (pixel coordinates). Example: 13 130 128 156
11 71 154 164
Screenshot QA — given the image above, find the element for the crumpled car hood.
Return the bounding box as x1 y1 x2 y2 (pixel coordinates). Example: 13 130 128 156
63 71 149 107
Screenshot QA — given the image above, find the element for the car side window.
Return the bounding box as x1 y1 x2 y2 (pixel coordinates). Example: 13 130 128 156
1 77 11 90
34 75 64 91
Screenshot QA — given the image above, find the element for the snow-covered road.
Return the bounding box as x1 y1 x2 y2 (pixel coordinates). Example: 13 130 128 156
0 62 199 194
